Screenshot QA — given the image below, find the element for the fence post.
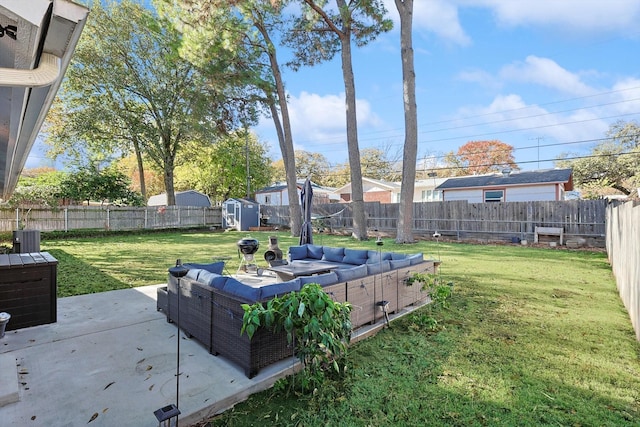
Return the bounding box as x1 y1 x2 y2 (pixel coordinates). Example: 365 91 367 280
15 208 19 229
106 208 110 230
64 208 68 232
144 208 148 229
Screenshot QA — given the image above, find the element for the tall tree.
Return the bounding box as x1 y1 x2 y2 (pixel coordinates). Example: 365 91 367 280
155 0 304 235
445 140 519 176
556 120 640 198
285 0 392 240
175 130 273 203
394 0 417 244
47 0 243 205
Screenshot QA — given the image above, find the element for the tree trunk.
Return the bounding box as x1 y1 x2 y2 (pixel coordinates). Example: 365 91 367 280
395 0 417 244
259 23 302 236
132 138 147 201
163 146 176 205
339 25 367 240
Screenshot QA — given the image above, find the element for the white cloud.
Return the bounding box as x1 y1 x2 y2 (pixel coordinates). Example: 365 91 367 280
384 0 471 46
456 93 610 144
385 0 640 45
500 56 595 96
258 91 383 157
471 0 640 34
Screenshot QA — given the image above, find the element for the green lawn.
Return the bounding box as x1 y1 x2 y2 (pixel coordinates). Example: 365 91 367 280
39 230 640 426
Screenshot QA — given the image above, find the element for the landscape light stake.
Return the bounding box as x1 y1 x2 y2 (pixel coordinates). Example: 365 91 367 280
154 260 188 427
375 236 390 327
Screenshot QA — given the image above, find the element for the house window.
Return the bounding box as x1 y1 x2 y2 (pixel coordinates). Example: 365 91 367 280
484 190 504 202
421 190 442 202
264 195 271 205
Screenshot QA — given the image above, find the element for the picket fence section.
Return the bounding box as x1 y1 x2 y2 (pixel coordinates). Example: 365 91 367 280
0 205 222 232
262 199 607 244
606 200 640 341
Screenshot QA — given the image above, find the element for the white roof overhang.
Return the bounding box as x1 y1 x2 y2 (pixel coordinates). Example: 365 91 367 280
0 0 88 201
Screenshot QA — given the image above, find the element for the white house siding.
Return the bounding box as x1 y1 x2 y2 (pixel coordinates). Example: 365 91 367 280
443 189 483 202
255 191 286 206
506 184 558 202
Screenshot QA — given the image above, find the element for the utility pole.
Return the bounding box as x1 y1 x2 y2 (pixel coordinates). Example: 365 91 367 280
530 136 544 169
245 125 250 199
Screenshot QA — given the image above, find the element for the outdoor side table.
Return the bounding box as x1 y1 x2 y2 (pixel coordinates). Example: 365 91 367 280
0 252 58 331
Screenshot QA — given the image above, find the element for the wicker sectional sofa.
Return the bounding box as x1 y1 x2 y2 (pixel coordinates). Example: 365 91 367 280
158 245 439 378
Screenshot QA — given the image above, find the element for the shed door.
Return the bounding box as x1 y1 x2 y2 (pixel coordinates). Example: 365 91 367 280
223 203 239 229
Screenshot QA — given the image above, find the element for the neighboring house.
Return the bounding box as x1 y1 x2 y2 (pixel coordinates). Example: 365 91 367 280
254 180 336 206
334 177 400 203
436 169 574 202
147 190 212 207
334 177 447 203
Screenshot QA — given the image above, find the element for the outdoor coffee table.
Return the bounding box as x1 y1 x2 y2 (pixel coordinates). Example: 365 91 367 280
267 261 341 282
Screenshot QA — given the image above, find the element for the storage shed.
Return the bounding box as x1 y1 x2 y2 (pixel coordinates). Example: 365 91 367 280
222 198 260 231
147 190 211 207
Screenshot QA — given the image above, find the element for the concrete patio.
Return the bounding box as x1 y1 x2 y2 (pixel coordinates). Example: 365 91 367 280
0 284 299 426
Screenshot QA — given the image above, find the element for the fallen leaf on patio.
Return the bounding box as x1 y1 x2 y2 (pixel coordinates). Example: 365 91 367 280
146 365 153 371
31 416 36 421
102 408 109 413
149 384 154 391
137 347 143 351
103 381 115 390
88 412 98 423
137 358 145 364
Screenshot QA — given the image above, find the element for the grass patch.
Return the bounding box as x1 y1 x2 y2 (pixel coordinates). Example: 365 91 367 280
35 230 640 425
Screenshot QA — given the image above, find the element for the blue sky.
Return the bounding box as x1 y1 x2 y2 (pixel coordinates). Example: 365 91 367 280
28 0 640 174
254 0 640 172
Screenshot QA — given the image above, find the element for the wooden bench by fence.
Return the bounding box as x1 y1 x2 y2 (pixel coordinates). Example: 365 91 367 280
534 226 563 245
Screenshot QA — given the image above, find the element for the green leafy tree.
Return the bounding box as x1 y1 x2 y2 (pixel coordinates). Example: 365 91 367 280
47 0 245 205
155 0 304 235
174 131 273 203
59 166 144 206
556 120 640 198
272 151 331 185
284 0 393 240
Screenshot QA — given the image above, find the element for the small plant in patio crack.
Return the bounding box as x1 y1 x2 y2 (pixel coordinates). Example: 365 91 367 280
241 283 352 393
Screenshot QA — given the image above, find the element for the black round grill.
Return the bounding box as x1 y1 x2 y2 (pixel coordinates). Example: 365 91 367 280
237 237 259 255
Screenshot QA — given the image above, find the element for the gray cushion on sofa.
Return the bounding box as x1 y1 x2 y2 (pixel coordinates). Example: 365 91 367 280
222 277 262 301
288 245 308 260
366 250 392 264
299 271 338 287
260 279 301 299
343 248 368 265
306 244 324 260
389 258 411 269
366 260 391 275
322 246 345 262
406 253 424 265
390 253 407 260
335 264 367 282
186 268 202 281
184 261 225 275
198 271 228 289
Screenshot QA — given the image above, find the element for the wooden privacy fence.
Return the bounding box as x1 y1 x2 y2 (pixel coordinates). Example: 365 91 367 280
0 205 222 233
606 200 640 341
262 199 607 245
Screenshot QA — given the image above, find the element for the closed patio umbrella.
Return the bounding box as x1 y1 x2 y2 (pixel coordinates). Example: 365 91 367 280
299 178 314 245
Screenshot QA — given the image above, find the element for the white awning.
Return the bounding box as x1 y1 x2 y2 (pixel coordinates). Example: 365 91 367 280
0 0 88 201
